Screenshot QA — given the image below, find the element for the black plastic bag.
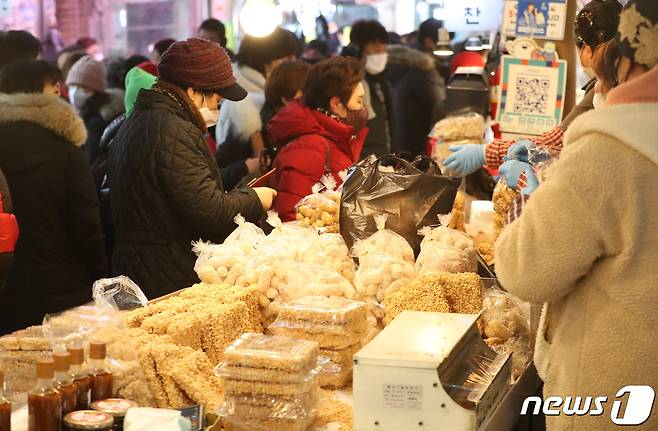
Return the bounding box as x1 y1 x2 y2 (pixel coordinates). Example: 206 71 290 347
340 155 461 254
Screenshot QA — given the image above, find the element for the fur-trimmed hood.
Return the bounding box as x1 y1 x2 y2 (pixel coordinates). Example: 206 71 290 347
0 93 87 146
387 44 436 71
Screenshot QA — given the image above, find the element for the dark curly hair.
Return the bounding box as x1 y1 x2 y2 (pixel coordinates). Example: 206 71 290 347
265 60 311 112
302 56 364 111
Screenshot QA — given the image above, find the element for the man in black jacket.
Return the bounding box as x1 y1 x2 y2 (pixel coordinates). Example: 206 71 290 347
387 43 445 158
107 38 276 299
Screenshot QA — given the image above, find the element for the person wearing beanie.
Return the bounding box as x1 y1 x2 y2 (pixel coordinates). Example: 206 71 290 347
0 60 107 334
106 38 276 298
215 27 299 188
495 1 658 430
66 55 123 164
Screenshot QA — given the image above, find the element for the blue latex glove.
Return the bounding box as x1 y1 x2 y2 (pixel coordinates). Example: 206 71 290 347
444 144 486 176
523 168 539 195
498 160 533 189
504 140 535 163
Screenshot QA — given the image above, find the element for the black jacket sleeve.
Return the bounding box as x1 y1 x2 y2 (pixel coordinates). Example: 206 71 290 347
156 133 264 242
84 116 107 165
0 168 12 213
220 159 249 191
66 147 108 279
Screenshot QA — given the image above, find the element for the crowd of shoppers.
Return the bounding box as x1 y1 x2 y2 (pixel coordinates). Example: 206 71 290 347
2 12 657 428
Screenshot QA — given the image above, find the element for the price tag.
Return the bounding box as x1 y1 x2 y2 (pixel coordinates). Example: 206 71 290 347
383 384 423 409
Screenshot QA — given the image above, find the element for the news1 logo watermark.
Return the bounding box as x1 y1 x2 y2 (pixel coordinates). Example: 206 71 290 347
521 386 656 425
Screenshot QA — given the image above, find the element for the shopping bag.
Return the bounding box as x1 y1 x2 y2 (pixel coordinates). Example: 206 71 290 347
340 154 461 254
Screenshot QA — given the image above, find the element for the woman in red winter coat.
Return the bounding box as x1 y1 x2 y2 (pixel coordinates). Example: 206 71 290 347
268 57 368 220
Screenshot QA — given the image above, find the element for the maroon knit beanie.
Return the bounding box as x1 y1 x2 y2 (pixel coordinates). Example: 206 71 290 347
158 38 246 101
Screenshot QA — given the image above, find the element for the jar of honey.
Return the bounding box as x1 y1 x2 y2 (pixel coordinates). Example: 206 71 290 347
63 411 113 431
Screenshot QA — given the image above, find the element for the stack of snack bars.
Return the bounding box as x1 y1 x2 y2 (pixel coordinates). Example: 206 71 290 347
0 326 52 402
217 333 320 431
269 296 368 388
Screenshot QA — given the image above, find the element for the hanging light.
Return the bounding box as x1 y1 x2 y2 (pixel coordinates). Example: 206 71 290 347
434 27 453 56
239 0 281 37
465 36 484 51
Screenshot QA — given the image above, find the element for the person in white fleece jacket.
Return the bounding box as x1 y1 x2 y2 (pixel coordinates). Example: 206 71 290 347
495 1 658 430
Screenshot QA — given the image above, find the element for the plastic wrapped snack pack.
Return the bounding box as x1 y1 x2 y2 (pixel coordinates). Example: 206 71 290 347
415 216 478 275
430 113 486 143
351 214 416 301
479 288 532 379
223 214 266 254
295 175 341 233
217 333 321 431
492 179 518 239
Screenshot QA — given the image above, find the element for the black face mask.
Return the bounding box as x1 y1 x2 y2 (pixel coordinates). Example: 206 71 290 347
344 106 369 132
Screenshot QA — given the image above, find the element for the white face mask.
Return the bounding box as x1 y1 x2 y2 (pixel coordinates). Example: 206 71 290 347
579 46 596 79
68 86 93 110
365 52 388 75
198 95 219 127
592 91 606 109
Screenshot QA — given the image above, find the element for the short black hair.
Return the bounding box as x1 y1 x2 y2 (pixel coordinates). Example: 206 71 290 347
153 38 176 56
0 30 41 71
305 40 329 58
106 57 127 90
0 59 63 94
199 18 227 47
125 55 149 73
237 27 299 76
349 20 389 53
418 18 443 44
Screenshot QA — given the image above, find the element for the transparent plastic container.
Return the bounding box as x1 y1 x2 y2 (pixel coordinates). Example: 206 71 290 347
219 387 320 419
318 368 352 389
223 333 319 372
223 372 318 397
276 296 368 327
268 323 368 350
222 414 315 431
215 362 316 384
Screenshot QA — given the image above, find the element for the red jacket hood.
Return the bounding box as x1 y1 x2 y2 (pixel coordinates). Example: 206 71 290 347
268 99 365 161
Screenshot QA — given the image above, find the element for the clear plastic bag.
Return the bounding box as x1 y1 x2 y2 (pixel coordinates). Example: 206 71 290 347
223 213 266 254
220 388 320 419
222 414 316 431
295 175 341 233
352 215 416 301
92 276 149 310
42 305 125 352
301 234 356 283
528 144 560 183
192 242 247 286
215 362 317 384
415 219 478 274
430 113 486 142
492 179 518 239
223 333 320 372
479 288 532 379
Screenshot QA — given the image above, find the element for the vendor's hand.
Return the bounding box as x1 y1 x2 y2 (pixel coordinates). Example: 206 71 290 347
245 157 261 174
505 140 534 163
253 187 277 211
499 160 531 190
444 144 486 176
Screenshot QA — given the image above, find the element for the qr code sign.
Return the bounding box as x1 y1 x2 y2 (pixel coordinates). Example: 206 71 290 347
513 77 550 115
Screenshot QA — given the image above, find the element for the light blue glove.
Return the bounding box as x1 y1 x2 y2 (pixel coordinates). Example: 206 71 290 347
504 140 535 163
498 160 533 189
444 144 486 176
523 168 539 195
